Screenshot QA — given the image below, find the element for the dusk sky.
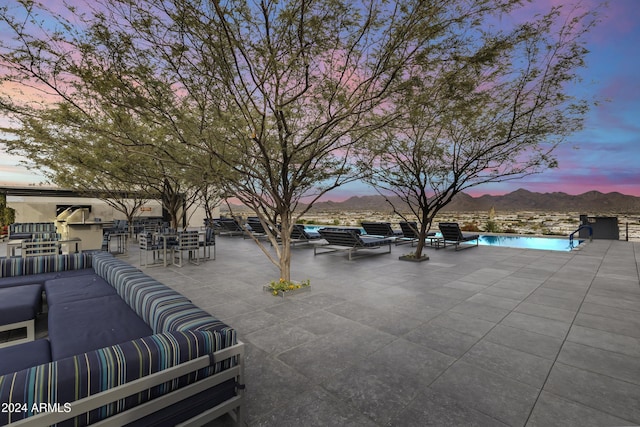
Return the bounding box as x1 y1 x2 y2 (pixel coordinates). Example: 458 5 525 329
1 0 639 200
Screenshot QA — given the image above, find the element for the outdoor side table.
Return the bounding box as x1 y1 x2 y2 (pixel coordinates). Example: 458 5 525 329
0 284 42 348
59 237 83 254
6 239 25 257
107 233 128 255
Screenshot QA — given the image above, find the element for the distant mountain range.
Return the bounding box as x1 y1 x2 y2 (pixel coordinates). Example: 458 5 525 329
306 189 640 213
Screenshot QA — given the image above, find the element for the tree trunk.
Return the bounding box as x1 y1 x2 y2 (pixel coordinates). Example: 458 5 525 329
278 212 292 282
414 209 431 259
127 212 135 239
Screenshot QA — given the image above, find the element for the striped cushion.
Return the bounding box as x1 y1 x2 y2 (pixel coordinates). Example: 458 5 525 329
0 330 236 427
0 257 23 277
100 261 140 286
152 301 224 332
91 252 125 278
124 283 191 330
90 254 228 336
88 252 233 344
9 222 56 234
114 273 186 306
145 299 193 332
0 253 93 278
112 271 154 297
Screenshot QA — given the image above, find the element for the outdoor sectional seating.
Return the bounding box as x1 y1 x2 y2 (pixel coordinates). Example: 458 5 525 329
314 228 394 260
8 222 58 240
0 252 245 426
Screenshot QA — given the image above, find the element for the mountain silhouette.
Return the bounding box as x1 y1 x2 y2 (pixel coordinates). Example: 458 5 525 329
307 189 640 213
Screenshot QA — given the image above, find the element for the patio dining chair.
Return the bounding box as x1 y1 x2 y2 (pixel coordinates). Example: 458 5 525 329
170 231 201 267
21 238 60 257
199 227 216 260
139 233 162 267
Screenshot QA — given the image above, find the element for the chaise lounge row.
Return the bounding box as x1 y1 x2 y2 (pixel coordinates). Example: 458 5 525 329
0 252 244 426
312 222 478 260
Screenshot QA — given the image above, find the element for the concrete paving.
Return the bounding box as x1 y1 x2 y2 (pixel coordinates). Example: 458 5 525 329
132 236 640 427
3 236 640 426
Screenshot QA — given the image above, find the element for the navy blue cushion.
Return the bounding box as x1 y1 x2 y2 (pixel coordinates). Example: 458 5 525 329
44 274 116 306
9 232 32 239
0 284 42 324
0 339 51 376
359 236 394 247
0 268 96 289
48 294 153 360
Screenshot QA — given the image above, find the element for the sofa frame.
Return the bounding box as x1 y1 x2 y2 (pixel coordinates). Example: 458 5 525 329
8 342 245 427
0 319 34 349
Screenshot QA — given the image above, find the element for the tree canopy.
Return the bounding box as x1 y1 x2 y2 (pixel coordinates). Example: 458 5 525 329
0 0 598 277
364 4 598 258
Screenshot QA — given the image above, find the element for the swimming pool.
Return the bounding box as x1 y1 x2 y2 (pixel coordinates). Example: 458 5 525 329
477 235 582 251
303 225 582 252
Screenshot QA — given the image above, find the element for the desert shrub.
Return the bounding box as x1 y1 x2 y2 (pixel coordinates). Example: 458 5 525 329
461 222 480 232
484 220 501 233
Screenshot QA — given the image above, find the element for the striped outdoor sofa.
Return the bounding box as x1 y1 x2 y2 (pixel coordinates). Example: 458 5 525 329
0 252 245 426
8 222 58 240
0 252 95 289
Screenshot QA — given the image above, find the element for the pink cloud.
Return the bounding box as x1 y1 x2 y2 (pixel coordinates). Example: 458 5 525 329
595 0 640 38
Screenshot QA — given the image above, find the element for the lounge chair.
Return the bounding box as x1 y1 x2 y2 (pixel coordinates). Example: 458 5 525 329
244 217 273 240
289 224 323 247
397 221 436 246
216 217 245 236
438 222 479 250
361 222 403 238
314 228 393 260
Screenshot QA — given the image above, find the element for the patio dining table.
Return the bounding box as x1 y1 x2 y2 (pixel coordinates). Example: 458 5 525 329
5 239 24 257
152 230 206 267
154 232 177 267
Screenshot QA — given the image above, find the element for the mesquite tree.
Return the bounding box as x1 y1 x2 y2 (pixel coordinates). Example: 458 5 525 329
98 0 525 280
0 0 594 280
365 5 597 259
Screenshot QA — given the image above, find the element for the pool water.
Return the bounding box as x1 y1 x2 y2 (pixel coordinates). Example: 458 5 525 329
303 225 582 252
477 235 582 251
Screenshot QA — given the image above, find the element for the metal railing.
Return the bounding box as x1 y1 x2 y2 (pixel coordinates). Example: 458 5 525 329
569 224 593 247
